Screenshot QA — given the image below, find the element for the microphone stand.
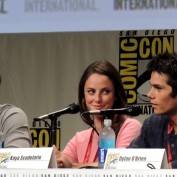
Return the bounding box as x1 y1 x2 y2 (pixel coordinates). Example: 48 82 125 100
48 114 59 146
104 113 113 121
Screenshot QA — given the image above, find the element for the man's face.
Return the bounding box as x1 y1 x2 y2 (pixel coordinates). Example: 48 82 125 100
147 72 177 116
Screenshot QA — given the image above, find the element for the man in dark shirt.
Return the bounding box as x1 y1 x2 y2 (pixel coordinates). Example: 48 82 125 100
128 51 177 169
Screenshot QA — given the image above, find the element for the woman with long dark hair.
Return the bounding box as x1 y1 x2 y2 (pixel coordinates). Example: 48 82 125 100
54 60 142 168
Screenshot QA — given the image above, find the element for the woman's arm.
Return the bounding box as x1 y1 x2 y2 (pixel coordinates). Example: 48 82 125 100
72 162 98 168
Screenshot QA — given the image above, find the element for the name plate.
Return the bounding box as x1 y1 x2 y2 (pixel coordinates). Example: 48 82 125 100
0 147 57 169
104 148 168 169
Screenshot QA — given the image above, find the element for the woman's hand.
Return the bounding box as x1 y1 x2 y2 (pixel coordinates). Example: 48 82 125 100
53 145 72 168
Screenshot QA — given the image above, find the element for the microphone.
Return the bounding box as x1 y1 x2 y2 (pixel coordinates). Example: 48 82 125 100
82 106 141 117
33 102 80 121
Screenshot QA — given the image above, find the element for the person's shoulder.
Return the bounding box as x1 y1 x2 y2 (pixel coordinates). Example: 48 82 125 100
75 128 93 139
0 103 28 123
0 104 16 114
76 128 92 135
142 114 168 129
68 128 94 143
119 117 142 132
125 117 142 126
0 104 25 114
145 114 167 123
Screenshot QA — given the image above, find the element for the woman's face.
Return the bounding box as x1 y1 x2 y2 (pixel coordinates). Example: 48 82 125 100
84 73 115 112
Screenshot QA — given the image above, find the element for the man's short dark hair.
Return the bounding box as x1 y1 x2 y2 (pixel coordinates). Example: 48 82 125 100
147 51 177 97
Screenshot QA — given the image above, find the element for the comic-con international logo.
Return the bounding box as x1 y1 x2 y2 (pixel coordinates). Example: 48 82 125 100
0 152 10 168
30 120 60 150
119 29 175 116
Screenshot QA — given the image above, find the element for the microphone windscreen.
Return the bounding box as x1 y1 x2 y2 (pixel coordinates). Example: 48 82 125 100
69 103 80 113
129 106 142 116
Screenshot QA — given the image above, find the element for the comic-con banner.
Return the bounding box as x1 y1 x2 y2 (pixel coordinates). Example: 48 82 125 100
30 119 60 150
119 29 176 122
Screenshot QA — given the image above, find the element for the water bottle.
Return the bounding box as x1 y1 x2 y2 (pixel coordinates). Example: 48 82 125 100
98 119 115 169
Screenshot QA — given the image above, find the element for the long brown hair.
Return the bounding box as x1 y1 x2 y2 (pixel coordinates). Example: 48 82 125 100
78 60 127 136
